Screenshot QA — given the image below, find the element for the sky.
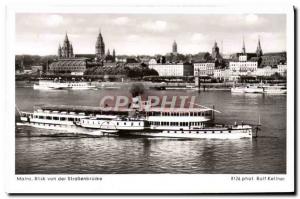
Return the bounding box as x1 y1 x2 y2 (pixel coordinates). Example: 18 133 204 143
15 13 286 56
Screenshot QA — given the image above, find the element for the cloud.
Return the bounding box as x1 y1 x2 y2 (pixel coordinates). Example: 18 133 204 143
141 20 168 32
191 33 206 42
245 14 259 24
127 34 140 41
46 15 64 27
112 17 130 25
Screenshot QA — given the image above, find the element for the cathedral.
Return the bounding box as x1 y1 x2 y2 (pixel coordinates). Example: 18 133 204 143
58 33 74 59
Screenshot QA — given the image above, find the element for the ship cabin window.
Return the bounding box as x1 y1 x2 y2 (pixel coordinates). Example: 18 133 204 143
124 122 126 125
117 122 119 125
68 118 74 121
131 122 133 126
53 117 59 120
38 116 44 119
180 122 182 126
46 116 52 120
60 117 66 121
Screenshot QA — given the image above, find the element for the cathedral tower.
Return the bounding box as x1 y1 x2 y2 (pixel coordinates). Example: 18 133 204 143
95 30 105 60
212 41 220 59
256 36 263 57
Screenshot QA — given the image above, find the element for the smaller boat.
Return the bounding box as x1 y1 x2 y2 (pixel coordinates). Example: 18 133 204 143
263 85 287 94
231 84 264 93
231 87 246 93
244 85 264 93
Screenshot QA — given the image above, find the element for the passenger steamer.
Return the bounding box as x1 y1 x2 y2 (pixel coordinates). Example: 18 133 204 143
33 80 96 90
17 102 257 139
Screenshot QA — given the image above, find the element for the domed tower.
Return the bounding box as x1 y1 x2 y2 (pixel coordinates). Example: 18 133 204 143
256 37 263 57
95 30 105 60
172 40 177 54
212 41 220 59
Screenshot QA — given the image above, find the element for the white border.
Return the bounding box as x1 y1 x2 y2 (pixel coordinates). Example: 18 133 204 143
5 4 294 193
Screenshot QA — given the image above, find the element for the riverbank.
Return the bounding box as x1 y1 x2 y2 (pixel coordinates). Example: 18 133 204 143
15 80 236 90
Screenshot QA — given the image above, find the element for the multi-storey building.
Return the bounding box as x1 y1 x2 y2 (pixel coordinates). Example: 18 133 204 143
277 64 287 77
148 63 194 76
193 62 215 77
255 66 278 77
49 58 89 74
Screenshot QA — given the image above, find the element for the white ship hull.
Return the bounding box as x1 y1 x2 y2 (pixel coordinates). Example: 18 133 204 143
16 122 109 136
244 88 263 93
264 89 287 94
120 125 253 139
33 84 68 90
33 80 96 90
231 87 245 93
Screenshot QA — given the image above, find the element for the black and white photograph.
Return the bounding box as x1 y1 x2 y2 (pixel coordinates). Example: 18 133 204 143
4 3 295 194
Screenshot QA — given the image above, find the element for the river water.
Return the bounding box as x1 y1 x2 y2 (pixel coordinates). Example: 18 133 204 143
15 87 286 174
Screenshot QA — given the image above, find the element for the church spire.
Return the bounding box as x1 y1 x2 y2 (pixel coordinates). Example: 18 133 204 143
64 32 69 43
172 40 177 54
256 36 263 57
242 36 246 54
58 44 62 58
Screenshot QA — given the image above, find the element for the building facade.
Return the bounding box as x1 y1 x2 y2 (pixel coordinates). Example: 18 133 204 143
149 63 194 76
255 66 278 77
213 68 230 80
277 64 287 77
193 62 215 76
229 61 258 76
49 58 89 74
